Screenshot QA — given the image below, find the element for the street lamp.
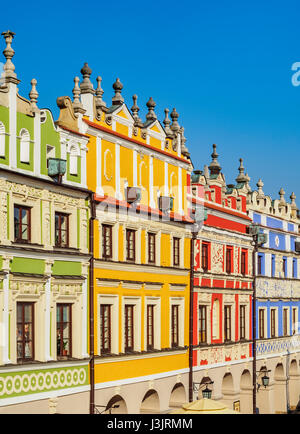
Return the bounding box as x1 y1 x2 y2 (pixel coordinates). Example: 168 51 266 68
94 404 120 414
256 368 271 391
193 381 214 399
248 223 268 414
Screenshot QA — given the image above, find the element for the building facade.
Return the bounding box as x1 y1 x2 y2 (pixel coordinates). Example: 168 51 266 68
57 62 196 413
189 151 254 413
0 31 91 414
248 180 300 414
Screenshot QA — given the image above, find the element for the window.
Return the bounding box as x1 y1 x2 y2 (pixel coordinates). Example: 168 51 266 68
259 309 265 339
100 304 111 354
173 237 180 266
270 309 276 338
240 305 246 340
146 305 154 350
224 306 231 341
14 205 31 243
102 225 113 259
126 230 136 262
56 304 72 358
292 308 297 335
201 243 209 272
283 308 288 336
17 302 34 362
55 212 69 247
257 254 263 275
271 254 275 277
20 129 30 163
282 257 287 277
293 258 297 279
199 305 207 343
171 305 179 347
226 248 232 274
69 147 78 175
124 305 134 352
241 251 246 275
148 233 156 264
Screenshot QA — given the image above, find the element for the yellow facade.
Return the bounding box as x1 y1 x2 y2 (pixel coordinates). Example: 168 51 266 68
58 68 193 412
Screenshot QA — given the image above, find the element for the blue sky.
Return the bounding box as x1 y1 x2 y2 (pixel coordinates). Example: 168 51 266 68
2 0 300 203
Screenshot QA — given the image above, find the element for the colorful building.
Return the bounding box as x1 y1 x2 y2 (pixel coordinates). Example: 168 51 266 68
247 180 300 413
0 31 91 413
57 62 196 413
189 151 254 413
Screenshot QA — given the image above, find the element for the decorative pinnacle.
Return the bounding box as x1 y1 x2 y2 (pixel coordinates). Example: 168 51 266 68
80 63 94 94
131 94 141 123
112 78 124 105
279 187 286 203
1 30 19 84
236 158 247 183
170 108 180 133
163 108 172 135
290 192 297 208
72 76 85 114
208 144 221 175
146 97 157 122
95 76 106 109
180 126 189 157
256 178 264 197
29 79 38 110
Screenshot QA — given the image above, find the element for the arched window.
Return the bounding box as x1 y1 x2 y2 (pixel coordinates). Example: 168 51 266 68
19 129 30 164
0 122 5 157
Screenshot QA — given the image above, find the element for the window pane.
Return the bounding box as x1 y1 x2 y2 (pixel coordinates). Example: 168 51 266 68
24 305 32 322
21 209 28 225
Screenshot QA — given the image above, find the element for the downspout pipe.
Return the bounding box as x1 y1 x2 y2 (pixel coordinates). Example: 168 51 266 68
89 193 96 414
252 236 258 414
189 230 197 402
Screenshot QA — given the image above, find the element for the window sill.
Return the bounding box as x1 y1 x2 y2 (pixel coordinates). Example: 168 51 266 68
12 241 44 248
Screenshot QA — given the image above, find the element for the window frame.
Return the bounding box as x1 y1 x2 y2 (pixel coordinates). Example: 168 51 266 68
102 224 113 260
173 237 180 267
258 308 265 339
201 242 209 272
56 303 72 359
14 204 31 243
198 305 207 344
124 304 134 352
126 229 136 262
148 233 156 264
224 305 231 342
239 305 246 340
241 250 247 276
146 304 154 350
283 308 288 336
171 305 179 347
100 304 112 354
55 212 69 248
17 302 35 362
270 308 276 338
226 247 233 274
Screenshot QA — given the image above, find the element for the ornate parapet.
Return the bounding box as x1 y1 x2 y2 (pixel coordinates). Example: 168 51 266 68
256 277 300 298
256 335 300 357
197 342 251 366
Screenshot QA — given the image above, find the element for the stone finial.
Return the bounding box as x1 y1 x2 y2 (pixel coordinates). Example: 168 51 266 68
245 173 252 192
1 30 19 84
279 187 286 203
112 78 124 105
72 76 85 114
170 108 180 133
145 97 157 122
29 78 38 111
236 158 248 183
131 94 142 124
256 178 264 197
208 144 221 175
290 192 297 208
95 76 106 109
80 63 94 94
180 126 190 157
204 164 210 179
163 108 172 135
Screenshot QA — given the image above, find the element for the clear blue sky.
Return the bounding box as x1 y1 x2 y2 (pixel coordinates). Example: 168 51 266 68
2 0 300 204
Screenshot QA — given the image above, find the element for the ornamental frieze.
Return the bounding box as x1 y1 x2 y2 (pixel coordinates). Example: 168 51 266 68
256 335 300 356
211 243 224 274
198 343 249 366
51 282 82 297
256 278 300 298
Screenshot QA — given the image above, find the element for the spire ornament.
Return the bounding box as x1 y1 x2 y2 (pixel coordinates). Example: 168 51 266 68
95 76 107 118
80 63 94 94
208 144 221 176
1 30 19 84
72 76 85 115
290 192 297 208
256 178 264 197
279 187 286 204
236 158 248 183
170 108 180 134
29 78 38 111
163 108 173 136
145 97 157 122
112 78 124 105
131 94 142 125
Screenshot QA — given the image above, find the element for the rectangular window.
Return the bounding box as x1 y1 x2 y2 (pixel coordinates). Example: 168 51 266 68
171 305 179 347
148 233 156 264
100 304 111 354
292 308 297 335
270 309 276 338
173 237 180 266
126 230 136 262
258 254 263 275
198 305 207 343
14 205 31 243
201 243 209 272
240 305 246 340
283 308 288 336
57 304 72 358
17 302 34 362
102 225 113 259
241 251 246 275
282 257 287 277
55 212 69 247
293 258 297 279
271 254 275 277
259 309 265 339
226 248 232 274
224 306 231 342
124 305 134 352
146 305 154 350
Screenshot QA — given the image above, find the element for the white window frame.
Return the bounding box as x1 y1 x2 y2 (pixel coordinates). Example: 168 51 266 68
97 294 119 355
169 297 185 348
122 296 141 353
144 297 161 350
